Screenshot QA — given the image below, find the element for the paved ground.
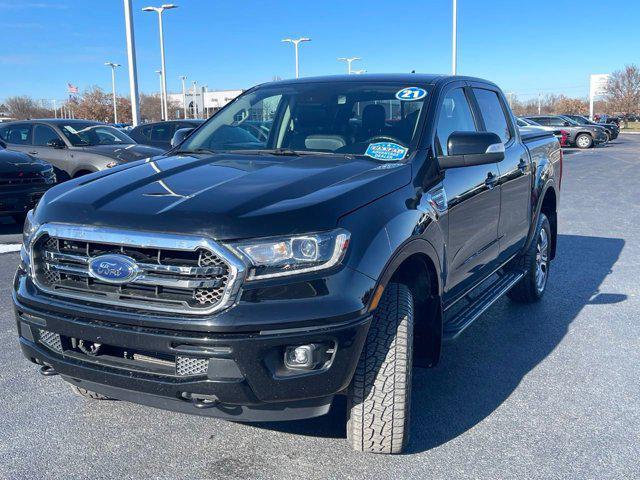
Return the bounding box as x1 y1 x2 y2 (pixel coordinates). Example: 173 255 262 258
0 137 639 479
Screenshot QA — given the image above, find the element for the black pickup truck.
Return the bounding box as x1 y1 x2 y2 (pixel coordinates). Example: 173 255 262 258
13 74 561 454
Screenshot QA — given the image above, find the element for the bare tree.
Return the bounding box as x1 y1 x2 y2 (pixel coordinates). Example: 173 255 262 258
604 64 640 123
74 87 113 122
4 96 53 119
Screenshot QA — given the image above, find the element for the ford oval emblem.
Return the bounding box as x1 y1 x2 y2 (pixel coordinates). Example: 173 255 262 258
88 254 139 284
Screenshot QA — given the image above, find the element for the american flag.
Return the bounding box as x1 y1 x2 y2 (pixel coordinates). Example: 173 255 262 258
67 83 79 94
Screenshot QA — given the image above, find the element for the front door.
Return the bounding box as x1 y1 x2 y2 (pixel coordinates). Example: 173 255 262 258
30 123 73 180
436 86 502 303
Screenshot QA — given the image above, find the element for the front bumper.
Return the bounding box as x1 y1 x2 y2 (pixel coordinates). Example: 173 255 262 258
13 267 373 421
0 186 49 215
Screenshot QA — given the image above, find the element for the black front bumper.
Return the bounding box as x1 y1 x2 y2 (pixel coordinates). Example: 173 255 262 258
0 185 49 215
14 270 372 421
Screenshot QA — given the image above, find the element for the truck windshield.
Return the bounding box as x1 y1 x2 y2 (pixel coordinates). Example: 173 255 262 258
179 82 430 160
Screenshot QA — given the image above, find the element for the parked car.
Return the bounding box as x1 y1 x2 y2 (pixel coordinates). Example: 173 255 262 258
128 119 205 150
523 115 607 148
0 139 56 223
0 120 164 181
563 114 619 140
517 117 569 146
595 114 621 127
14 74 561 454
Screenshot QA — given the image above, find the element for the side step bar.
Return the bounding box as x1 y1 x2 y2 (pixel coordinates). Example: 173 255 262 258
443 270 525 341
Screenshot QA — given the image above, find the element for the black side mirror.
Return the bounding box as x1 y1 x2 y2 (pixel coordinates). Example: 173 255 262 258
171 128 194 148
439 131 505 169
47 138 66 149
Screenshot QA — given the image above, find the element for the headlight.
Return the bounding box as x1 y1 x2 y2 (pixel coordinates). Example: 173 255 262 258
229 229 350 280
22 209 40 248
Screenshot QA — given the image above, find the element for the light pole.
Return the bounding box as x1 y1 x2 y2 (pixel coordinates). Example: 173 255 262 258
179 75 187 119
105 62 121 123
452 0 457 75
192 80 198 119
123 0 140 126
337 57 361 74
281 37 311 78
155 70 164 119
143 3 177 121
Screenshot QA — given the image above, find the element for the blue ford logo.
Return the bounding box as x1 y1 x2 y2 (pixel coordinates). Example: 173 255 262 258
88 254 138 284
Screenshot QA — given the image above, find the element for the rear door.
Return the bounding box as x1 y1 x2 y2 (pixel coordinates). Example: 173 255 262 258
436 84 502 302
471 86 531 261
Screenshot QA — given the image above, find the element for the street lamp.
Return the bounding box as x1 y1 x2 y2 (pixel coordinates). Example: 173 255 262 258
281 37 311 79
337 57 361 74
104 62 121 123
155 70 164 119
452 0 457 75
178 75 187 119
143 3 177 120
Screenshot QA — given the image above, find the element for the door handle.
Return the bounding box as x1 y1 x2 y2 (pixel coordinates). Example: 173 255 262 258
485 173 498 189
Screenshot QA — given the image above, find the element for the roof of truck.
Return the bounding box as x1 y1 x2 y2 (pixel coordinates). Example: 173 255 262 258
265 73 497 87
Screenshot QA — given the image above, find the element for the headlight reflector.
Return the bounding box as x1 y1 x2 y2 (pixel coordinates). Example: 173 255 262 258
230 229 350 280
22 209 40 248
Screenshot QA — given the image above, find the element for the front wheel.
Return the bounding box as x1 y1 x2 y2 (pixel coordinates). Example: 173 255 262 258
347 282 414 454
508 213 551 303
575 133 593 149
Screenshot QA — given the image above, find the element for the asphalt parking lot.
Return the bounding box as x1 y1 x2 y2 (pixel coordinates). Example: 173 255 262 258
0 137 638 479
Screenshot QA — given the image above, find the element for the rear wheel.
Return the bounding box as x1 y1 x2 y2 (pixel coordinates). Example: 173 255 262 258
575 133 593 149
347 282 414 454
508 213 551 303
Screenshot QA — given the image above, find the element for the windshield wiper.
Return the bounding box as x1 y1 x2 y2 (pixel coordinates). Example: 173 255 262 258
173 148 217 155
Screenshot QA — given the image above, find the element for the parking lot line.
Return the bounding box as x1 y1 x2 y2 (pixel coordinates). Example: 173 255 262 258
0 244 21 254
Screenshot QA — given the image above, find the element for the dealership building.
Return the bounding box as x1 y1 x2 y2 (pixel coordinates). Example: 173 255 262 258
167 89 243 118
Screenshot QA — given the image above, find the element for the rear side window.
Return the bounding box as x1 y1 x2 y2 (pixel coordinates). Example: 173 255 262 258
435 88 477 155
33 124 62 146
1 124 32 145
473 88 511 144
532 117 549 126
151 123 176 141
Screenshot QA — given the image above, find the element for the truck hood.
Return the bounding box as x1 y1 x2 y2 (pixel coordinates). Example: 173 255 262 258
36 152 411 240
80 144 165 162
0 149 52 175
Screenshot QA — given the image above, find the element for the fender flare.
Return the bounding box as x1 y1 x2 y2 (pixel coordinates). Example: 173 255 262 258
524 180 558 252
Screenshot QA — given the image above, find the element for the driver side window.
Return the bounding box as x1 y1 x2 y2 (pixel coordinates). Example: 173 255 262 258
435 88 477 155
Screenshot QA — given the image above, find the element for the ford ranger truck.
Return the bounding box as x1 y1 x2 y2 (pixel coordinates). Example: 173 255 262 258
13 74 561 454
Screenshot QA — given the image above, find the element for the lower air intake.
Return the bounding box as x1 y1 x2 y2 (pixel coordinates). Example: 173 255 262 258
176 356 209 376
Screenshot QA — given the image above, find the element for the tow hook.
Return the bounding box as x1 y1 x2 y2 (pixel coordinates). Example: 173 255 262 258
180 392 219 409
39 365 58 376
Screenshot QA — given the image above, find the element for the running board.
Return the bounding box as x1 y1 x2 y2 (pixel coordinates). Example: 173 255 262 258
443 270 525 341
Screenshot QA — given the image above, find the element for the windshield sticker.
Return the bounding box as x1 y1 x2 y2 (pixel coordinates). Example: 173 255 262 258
365 142 408 161
395 87 427 101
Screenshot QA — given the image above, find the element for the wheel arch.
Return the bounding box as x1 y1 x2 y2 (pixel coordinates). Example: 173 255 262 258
526 182 558 260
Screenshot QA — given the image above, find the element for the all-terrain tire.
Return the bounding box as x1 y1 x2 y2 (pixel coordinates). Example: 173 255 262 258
70 385 114 400
347 282 414 454
507 213 551 303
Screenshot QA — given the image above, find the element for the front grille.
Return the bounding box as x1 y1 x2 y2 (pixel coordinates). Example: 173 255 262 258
30 225 244 315
0 172 48 187
176 356 209 376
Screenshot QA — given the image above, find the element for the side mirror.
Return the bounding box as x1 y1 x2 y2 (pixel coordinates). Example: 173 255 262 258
47 138 66 149
563 121 571 126
171 128 194 148
439 131 505 169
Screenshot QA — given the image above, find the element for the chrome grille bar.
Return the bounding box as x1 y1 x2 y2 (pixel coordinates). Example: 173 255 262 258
30 224 246 315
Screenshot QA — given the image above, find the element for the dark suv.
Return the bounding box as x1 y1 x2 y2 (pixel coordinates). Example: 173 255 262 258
128 120 205 150
14 74 561 454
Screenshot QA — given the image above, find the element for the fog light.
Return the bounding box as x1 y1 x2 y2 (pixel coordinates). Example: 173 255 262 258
285 344 320 370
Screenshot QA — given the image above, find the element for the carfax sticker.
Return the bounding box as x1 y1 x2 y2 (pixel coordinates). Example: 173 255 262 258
395 87 427 101
365 142 408 161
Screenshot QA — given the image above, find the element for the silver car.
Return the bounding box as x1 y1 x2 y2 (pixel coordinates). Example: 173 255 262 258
0 119 164 181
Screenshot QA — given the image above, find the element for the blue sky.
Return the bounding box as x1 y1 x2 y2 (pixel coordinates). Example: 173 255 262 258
0 0 638 103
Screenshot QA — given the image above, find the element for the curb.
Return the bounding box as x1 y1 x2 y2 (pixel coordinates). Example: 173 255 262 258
620 131 640 135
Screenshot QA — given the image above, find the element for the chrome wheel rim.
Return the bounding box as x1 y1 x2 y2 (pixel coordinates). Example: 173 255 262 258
535 229 549 292
577 135 590 148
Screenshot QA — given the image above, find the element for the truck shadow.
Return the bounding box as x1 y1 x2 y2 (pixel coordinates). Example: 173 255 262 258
247 234 626 453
